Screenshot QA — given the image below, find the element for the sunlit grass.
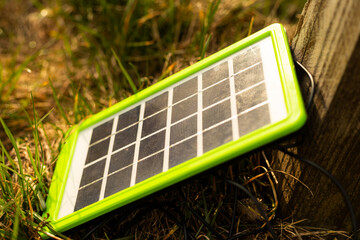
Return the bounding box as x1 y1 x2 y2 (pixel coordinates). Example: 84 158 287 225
0 108 62 239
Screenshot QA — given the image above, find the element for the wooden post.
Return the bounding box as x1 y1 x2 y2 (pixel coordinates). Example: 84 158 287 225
274 0 360 233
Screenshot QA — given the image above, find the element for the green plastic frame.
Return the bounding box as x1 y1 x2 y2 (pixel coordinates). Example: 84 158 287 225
42 23 306 236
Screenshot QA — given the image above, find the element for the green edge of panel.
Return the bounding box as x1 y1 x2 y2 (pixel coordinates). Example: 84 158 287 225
41 23 306 236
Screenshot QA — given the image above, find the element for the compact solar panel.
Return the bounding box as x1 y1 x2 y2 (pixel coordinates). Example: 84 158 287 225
43 24 306 235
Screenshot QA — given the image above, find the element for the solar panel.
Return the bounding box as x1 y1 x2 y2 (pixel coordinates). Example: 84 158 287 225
43 23 306 235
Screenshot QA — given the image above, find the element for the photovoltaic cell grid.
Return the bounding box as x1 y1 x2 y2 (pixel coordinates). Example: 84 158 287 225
58 36 287 217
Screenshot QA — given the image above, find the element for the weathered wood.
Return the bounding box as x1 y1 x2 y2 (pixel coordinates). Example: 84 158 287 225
274 0 360 233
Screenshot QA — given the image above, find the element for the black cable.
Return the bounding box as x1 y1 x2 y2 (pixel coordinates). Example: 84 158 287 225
185 201 225 240
295 60 315 110
228 165 239 238
209 171 277 239
225 164 270 240
276 60 315 149
156 202 195 240
277 147 359 240
225 179 278 240
178 188 226 240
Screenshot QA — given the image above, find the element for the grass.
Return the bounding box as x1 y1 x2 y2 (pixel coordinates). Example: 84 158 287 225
3 0 350 239
0 111 54 239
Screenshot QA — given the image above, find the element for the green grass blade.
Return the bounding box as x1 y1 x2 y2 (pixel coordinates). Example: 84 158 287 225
207 0 221 27
37 191 47 211
200 33 212 60
11 206 20 240
198 17 206 58
128 62 143 89
30 93 43 180
79 93 94 115
0 162 27 188
38 108 54 125
0 139 17 171
26 146 44 192
94 61 106 94
48 77 71 125
210 199 223 226
121 0 138 41
111 48 138 94
198 0 220 58
0 118 25 194
0 151 15 200
40 121 56 160
28 94 53 185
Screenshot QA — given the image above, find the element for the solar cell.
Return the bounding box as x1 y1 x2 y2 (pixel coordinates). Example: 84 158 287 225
90 119 113 144
202 78 230 108
171 95 197 123
238 104 271 136
116 106 140 131
113 124 138 151
144 92 168 117
173 77 198 103
139 130 166 160
104 166 132 198
203 120 233 153
234 62 264 91
109 145 135 174
233 47 261 72
169 137 197 168
44 24 306 235
79 158 106 187
136 151 164 184
170 115 197 145
203 61 229 88
141 110 167 137
85 138 110 164
74 180 102 211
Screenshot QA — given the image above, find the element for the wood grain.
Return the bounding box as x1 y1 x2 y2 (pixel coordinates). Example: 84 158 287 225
274 0 360 232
